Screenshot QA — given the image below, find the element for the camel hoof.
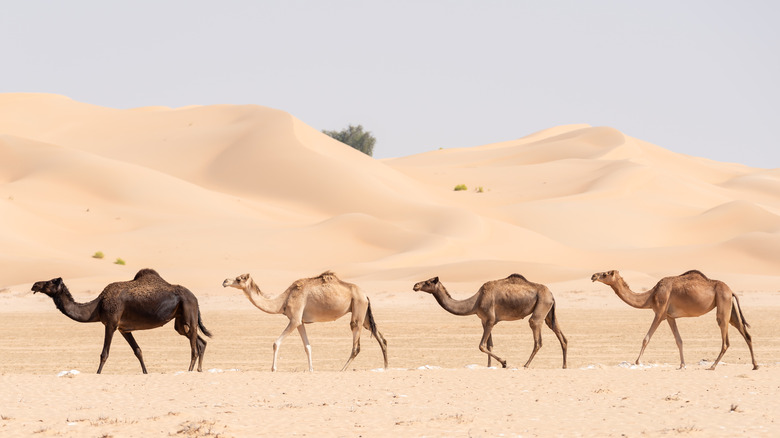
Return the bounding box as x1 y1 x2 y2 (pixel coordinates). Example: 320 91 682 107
753 365 759 370
501 362 508 369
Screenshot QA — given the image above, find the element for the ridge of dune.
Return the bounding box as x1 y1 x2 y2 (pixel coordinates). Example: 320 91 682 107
0 94 440 219
384 123 780 287
679 200 780 242
0 94 492 288
1 93 779 293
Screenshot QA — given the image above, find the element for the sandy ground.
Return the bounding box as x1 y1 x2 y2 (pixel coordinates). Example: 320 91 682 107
1 296 778 437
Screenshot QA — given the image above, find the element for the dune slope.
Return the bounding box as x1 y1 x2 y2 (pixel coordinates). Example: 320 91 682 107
1 93 779 292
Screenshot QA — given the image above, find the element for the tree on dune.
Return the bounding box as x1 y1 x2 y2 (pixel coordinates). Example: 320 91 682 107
322 124 376 157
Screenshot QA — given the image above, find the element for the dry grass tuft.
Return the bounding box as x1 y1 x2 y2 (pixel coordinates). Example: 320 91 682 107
173 420 224 437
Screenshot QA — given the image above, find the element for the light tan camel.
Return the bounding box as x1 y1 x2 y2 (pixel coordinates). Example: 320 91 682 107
591 270 757 370
222 271 388 372
413 274 567 369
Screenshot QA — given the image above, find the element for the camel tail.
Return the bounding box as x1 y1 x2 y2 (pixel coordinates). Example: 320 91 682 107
548 299 559 329
732 293 750 329
366 298 378 340
198 309 213 338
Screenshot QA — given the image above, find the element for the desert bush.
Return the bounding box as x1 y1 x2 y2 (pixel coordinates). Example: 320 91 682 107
92 251 105 259
322 124 376 156
454 184 468 191
114 258 126 265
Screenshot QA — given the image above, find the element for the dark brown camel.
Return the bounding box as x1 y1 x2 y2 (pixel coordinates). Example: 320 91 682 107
413 274 567 369
591 269 757 370
32 268 212 374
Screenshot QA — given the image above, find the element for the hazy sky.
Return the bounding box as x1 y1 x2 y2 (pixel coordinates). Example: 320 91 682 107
2 1 778 168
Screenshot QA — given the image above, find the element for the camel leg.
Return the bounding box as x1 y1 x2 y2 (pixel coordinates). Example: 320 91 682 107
187 330 199 372
486 334 494 367
666 318 685 370
636 314 665 365
120 331 148 374
709 304 732 370
97 324 117 374
297 325 313 372
187 316 203 372
523 317 544 368
478 320 506 368
196 335 207 372
545 312 568 369
341 317 363 371
730 300 758 370
272 320 300 372
176 314 200 372
362 318 389 369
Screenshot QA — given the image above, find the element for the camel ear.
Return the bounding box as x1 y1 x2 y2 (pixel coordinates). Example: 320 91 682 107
432 277 439 284
53 277 62 286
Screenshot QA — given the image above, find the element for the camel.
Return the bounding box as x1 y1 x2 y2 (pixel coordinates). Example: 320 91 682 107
413 274 567 369
32 268 212 374
222 271 388 371
591 270 757 370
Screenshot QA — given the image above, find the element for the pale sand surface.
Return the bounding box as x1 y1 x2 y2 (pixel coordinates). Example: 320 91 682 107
1 301 779 437
2 93 780 436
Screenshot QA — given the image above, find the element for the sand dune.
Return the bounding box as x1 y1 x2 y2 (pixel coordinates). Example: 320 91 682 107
2 93 780 291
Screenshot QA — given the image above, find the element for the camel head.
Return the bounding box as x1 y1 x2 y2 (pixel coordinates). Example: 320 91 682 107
223 274 251 289
413 277 440 294
31 277 65 297
591 270 619 284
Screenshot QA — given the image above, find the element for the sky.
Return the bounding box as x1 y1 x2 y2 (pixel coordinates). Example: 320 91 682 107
2 1 779 168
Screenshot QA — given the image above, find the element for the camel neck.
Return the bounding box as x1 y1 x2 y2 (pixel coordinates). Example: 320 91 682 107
52 286 101 323
242 280 286 314
431 284 478 316
609 277 654 309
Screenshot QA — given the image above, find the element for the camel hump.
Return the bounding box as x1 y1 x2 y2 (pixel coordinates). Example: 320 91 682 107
133 268 161 281
680 270 709 280
317 271 339 282
506 273 528 282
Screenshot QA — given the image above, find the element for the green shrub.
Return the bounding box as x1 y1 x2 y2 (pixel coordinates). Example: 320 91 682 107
322 124 376 156
454 184 468 191
114 258 126 265
92 251 105 259
475 186 484 193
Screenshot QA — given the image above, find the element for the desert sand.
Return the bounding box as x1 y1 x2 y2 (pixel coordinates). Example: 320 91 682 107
1 93 779 437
